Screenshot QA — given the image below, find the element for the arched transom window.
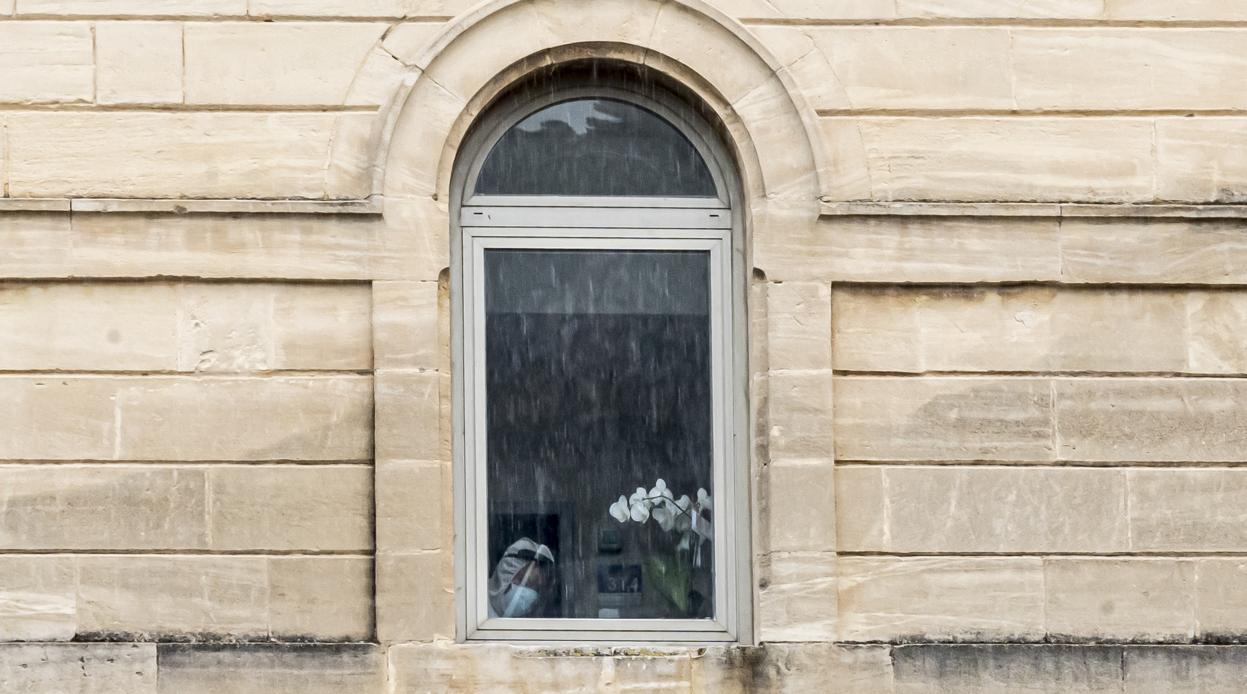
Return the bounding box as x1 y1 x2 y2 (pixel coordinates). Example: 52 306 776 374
452 64 748 643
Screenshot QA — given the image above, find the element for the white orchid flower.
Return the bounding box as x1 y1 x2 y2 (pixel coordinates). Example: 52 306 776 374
696 487 712 511
629 499 650 523
649 479 674 504
609 495 630 523
629 487 648 508
674 494 693 532
652 500 677 532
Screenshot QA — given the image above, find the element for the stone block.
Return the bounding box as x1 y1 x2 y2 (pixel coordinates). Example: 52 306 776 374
1157 119 1247 203
766 281 831 371
379 21 445 64
758 27 1014 111
832 466 886 554
96 22 183 105
5 111 373 198
179 283 374 372
207 465 373 551
892 644 1124 694
0 282 180 371
1124 646 1247 694
749 201 834 282
836 466 1129 553
838 118 1155 203
15 0 244 14
184 23 388 105
372 280 440 370
377 459 446 552
155 644 383 694
379 197 452 279
897 0 1102 18
0 643 157 694
249 0 474 17
742 643 895 694
268 557 373 641
765 459 835 552
376 551 454 642
833 377 1055 461
66 554 373 641
0 466 207 550
817 119 874 202
839 557 1045 642
1106 0 1247 20
412 2 556 104
650 2 777 104
767 370 834 459
1012 30 1247 111
728 76 821 199
1059 219 1247 286
827 217 1062 284
0 377 121 460
832 286 1189 373
45 213 399 281
1055 378 1247 462
348 45 409 106
0 23 93 104
531 0 671 68
712 0 897 20
381 76 467 198
1129 469 1247 551
388 642 679 692
1048 288 1193 372
376 370 441 462
1195 560 1247 641
1188 292 1247 373
758 552 837 642
0 556 77 641
3 379 370 466
75 555 270 640
114 376 373 461
1044 559 1196 642
0 282 372 372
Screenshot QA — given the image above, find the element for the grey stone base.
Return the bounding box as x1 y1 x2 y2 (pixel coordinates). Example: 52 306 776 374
2 642 1246 693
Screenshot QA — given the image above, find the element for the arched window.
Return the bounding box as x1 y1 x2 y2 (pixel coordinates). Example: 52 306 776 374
452 62 747 643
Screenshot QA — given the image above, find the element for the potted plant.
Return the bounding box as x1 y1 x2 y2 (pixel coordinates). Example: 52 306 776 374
607 479 713 617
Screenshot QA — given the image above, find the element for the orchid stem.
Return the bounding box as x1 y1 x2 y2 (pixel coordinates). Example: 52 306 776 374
636 496 701 520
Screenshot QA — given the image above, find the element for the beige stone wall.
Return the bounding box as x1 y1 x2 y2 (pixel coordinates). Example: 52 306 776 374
1 0 1246 691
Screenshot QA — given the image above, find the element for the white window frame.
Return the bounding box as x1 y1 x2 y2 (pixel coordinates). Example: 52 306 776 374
451 80 751 644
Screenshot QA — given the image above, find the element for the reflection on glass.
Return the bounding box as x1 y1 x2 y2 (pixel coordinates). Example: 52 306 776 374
474 99 718 197
485 249 715 620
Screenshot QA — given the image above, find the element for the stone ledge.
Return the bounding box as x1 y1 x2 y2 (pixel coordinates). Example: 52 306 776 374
821 201 1247 219
3 198 1242 220
0 197 384 215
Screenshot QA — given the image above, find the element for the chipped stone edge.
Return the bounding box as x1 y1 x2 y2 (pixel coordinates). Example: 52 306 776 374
820 201 1247 219
0 197 385 215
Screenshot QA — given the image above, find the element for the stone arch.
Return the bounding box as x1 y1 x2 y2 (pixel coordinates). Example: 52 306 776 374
367 0 843 277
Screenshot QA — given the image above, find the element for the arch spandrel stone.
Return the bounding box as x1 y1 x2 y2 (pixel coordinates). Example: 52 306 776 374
366 0 862 279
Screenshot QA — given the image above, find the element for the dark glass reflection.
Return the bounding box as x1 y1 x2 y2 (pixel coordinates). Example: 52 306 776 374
485 250 715 620
474 99 718 197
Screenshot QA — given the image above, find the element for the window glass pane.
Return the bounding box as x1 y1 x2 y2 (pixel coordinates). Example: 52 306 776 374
474 99 718 198
484 249 715 620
